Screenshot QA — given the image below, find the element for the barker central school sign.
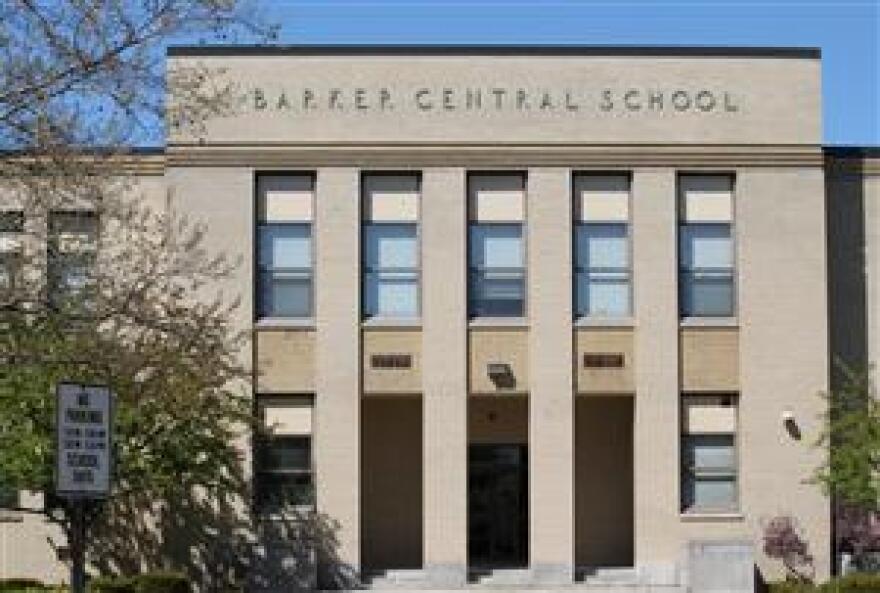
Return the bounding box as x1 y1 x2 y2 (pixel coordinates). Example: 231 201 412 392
249 86 742 115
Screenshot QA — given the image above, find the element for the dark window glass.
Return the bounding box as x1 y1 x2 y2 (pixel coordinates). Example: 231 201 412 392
679 224 734 317
575 223 630 317
468 224 524 317
255 435 313 513
257 224 312 318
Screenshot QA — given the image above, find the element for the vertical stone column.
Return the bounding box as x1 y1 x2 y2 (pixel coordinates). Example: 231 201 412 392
632 169 681 580
737 167 830 580
422 168 468 586
315 167 361 578
527 168 574 583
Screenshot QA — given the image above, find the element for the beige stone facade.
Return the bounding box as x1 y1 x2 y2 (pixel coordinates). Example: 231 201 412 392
1 46 878 591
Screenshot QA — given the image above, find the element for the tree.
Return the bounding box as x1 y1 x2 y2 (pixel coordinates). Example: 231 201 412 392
814 365 880 569
0 2 339 588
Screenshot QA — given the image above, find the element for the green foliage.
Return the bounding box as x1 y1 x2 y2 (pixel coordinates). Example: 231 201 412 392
0 579 53 592
768 574 880 592
88 576 134 593
88 573 190 593
814 366 880 508
132 573 190 593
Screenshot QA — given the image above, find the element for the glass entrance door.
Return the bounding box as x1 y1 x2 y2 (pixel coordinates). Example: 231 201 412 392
468 444 528 567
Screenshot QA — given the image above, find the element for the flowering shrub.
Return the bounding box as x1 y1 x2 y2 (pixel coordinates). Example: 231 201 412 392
763 515 815 583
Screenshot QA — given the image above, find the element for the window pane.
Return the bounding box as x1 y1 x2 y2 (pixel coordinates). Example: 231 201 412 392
259 272 311 317
365 224 417 269
577 272 630 317
256 472 313 512
259 224 311 269
364 224 419 318
681 273 734 317
470 225 523 268
686 434 736 470
0 211 24 233
365 272 418 317
576 224 628 268
260 436 311 472
680 225 732 270
469 271 525 317
684 476 737 511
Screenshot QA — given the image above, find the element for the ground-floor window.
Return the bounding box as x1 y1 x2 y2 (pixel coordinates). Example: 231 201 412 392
680 394 739 513
254 395 314 515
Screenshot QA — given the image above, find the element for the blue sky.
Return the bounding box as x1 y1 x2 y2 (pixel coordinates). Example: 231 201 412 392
258 0 879 146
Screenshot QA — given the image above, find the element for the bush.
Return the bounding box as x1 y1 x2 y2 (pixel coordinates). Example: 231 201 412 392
768 574 880 593
0 579 50 592
88 576 134 593
822 573 880 591
132 573 189 593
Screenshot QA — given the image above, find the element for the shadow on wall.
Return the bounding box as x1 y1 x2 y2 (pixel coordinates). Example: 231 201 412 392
86 479 358 592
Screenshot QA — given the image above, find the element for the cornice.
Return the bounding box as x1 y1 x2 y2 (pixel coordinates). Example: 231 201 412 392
165 143 824 169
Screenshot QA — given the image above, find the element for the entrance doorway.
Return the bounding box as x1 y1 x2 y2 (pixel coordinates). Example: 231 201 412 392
468 444 529 568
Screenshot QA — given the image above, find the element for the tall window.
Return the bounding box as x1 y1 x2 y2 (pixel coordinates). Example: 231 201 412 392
468 174 526 317
681 395 739 513
255 395 314 514
48 211 97 307
0 211 24 293
362 174 420 319
679 175 735 317
256 174 314 319
574 174 631 317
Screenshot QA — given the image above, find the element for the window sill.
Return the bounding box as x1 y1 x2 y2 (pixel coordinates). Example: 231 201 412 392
575 317 635 328
680 317 739 328
254 318 315 330
361 317 422 329
680 511 744 522
468 317 529 329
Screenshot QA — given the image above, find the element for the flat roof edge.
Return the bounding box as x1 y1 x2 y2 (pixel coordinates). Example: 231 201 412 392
167 44 821 59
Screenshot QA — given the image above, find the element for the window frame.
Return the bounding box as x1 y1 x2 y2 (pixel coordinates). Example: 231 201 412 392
680 394 740 515
253 394 315 516
677 173 737 320
574 221 632 319
253 172 316 322
0 210 25 293
467 171 528 320
468 221 527 318
47 210 98 310
360 171 422 321
362 221 420 319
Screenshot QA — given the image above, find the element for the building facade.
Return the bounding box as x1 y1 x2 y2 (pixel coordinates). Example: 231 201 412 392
1 46 879 591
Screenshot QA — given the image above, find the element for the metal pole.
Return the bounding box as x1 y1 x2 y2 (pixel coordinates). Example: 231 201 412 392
70 500 86 593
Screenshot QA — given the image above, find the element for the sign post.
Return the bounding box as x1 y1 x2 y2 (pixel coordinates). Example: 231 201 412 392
55 383 112 593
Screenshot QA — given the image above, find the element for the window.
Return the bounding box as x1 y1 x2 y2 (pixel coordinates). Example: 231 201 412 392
0 211 24 293
574 175 631 317
681 395 738 513
362 174 420 318
0 481 17 510
679 175 735 317
256 175 314 319
48 211 97 307
468 174 526 317
255 396 314 514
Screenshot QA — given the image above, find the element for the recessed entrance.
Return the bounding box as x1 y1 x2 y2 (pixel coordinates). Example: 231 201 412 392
468 443 529 568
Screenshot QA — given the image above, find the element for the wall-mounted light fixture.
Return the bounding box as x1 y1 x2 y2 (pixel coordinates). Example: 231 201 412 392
782 409 801 440
487 362 515 389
